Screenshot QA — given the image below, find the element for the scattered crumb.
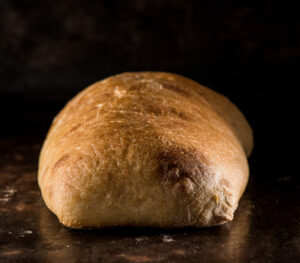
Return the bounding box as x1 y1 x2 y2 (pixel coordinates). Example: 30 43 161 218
0 187 17 202
213 194 219 203
19 230 33 237
135 237 148 242
162 235 174 243
3 187 17 195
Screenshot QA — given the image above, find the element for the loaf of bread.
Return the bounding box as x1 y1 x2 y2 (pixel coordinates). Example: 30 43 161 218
38 72 253 228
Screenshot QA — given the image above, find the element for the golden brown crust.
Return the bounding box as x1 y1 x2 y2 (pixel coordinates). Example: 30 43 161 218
38 72 253 228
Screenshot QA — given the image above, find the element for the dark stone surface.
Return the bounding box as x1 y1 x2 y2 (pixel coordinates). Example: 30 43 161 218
0 137 299 263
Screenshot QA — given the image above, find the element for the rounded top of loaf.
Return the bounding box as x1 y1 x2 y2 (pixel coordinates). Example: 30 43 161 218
38 72 253 228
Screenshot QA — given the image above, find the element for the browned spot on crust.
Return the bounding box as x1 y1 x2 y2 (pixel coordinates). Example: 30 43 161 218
176 111 188 120
129 84 142 91
145 103 163 116
169 107 193 121
69 123 81 133
52 154 70 172
157 146 208 190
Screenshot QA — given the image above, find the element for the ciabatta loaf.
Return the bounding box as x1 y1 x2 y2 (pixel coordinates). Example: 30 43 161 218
38 72 253 228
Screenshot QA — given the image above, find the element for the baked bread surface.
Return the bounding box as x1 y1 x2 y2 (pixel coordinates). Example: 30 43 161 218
38 72 253 228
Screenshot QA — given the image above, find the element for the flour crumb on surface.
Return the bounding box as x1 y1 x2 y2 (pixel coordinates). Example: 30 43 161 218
162 235 174 243
19 230 33 237
135 237 148 242
96 103 104 109
0 187 17 202
114 86 127 98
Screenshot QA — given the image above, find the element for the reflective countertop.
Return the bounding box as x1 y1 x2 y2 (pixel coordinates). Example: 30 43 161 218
0 137 299 263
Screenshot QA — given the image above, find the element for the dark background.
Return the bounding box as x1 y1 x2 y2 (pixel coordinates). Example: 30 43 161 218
0 0 298 178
